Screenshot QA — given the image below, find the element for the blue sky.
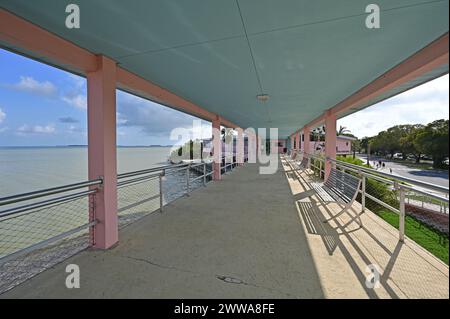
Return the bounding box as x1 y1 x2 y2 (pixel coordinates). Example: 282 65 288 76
0 49 211 147
0 48 448 146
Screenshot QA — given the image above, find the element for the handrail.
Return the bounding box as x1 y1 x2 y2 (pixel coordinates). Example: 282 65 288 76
327 157 449 194
303 151 449 195
303 152 449 206
0 189 97 219
0 178 103 207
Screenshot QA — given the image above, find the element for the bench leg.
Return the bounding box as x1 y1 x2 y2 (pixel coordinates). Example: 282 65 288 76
323 202 363 228
341 210 363 228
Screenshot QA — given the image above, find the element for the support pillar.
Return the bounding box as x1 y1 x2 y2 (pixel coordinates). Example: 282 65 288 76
324 112 337 180
87 55 118 249
236 127 244 165
212 116 221 180
296 131 301 151
303 126 311 155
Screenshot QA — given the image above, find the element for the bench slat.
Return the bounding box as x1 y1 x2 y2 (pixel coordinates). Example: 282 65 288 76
318 168 361 204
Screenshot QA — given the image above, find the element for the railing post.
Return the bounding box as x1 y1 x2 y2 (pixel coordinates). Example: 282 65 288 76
398 183 406 242
186 165 190 196
159 171 164 213
319 160 322 179
203 163 206 186
361 173 366 213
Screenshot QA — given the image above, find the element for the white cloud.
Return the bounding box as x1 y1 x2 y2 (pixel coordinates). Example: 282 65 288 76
61 74 87 110
11 76 57 97
17 124 56 135
0 107 5 124
62 94 87 110
117 91 210 137
338 75 449 138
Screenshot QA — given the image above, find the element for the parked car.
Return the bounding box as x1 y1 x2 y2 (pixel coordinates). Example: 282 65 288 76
392 153 403 159
444 158 449 166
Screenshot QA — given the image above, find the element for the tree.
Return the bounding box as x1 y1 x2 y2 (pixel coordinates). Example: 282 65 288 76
351 139 361 158
337 125 351 136
414 119 449 168
360 137 371 154
399 124 424 162
370 125 417 158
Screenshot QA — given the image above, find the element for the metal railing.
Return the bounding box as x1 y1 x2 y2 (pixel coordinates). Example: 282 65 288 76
0 178 102 264
286 152 449 243
0 161 215 255
221 156 238 174
0 161 216 293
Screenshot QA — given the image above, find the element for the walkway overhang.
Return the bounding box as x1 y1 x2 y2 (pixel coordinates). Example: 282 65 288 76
0 8 239 128
0 1 449 137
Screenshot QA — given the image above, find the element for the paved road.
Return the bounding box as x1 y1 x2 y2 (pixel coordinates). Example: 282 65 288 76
357 154 449 188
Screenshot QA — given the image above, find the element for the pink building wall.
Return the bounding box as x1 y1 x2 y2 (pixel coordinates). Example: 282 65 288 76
297 136 354 155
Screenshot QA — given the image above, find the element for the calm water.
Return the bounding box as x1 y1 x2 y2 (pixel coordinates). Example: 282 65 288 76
0 146 173 197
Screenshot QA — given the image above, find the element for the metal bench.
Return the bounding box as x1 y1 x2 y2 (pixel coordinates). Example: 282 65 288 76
287 156 309 174
311 167 362 227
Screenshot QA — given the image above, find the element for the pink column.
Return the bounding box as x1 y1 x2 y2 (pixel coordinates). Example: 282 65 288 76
292 133 296 152
303 126 311 155
236 127 244 165
324 112 337 180
296 131 301 151
212 116 221 180
87 55 118 249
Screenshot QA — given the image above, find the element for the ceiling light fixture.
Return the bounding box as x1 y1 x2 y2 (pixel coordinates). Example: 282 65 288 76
256 94 269 102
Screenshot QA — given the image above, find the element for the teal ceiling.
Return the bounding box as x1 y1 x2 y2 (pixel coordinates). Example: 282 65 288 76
1 0 448 138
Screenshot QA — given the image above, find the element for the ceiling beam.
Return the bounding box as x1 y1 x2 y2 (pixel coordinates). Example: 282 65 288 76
0 9 98 73
0 9 240 129
303 32 449 131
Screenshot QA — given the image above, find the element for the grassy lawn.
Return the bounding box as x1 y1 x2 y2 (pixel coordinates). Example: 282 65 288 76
378 209 449 265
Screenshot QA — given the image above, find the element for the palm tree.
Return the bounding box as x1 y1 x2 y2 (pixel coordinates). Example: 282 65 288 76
337 125 351 136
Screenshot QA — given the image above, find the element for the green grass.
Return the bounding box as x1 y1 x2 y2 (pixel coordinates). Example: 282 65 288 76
337 155 364 166
378 209 449 265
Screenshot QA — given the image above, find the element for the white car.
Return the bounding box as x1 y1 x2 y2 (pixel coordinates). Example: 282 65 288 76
392 153 403 159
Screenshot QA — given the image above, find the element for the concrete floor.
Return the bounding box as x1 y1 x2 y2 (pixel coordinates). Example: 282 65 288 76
1 162 324 298
2 159 448 298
